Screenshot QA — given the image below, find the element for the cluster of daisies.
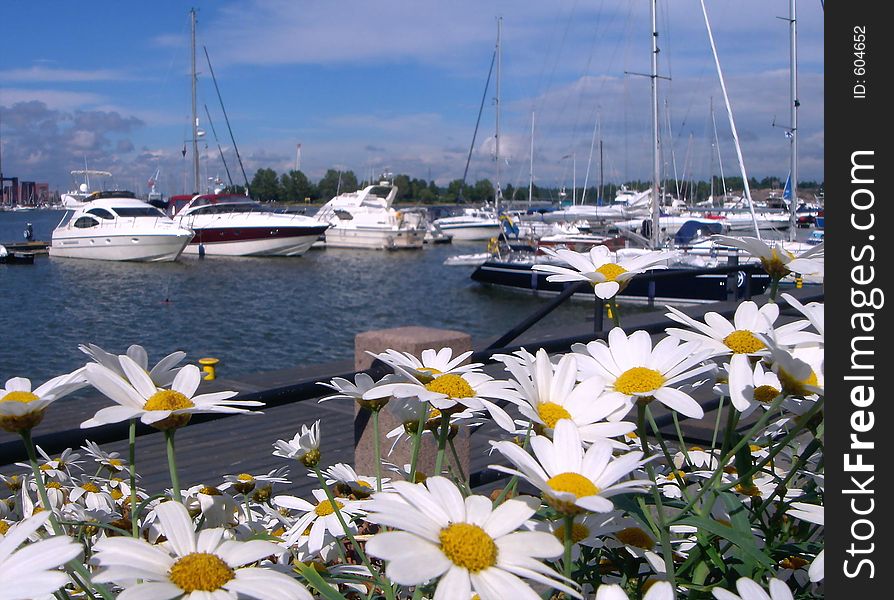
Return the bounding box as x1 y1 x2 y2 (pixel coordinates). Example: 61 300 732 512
0 237 823 600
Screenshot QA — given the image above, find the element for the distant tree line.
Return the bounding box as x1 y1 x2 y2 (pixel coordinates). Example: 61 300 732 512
228 167 823 205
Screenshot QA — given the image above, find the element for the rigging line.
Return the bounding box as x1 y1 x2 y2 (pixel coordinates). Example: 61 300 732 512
460 48 497 202
203 104 234 188
203 45 250 195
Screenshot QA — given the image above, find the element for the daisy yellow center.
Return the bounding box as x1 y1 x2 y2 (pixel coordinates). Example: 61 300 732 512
595 263 627 281
425 374 475 399
0 521 9 535
780 555 810 570
416 367 442 384
0 391 39 404
315 499 344 516
82 482 100 493
614 367 665 395
547 472 599 498
46 481 63 489
237 474 254 482
356 480 372 489
438 523 498 572
722 330 766 354
753 385 781 404
168 552 234 593
777 368 819 397
537 402 571 429
553 522 590 544
108 459 124 468
615 527 655 550
110 489 123 501
144 390 194 411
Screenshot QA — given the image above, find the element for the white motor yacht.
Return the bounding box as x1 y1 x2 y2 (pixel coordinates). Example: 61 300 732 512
314 181 426 249
166 194 329 257
50 192 194 262
431 206 502 241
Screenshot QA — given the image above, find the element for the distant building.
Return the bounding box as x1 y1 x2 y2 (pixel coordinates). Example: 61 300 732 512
1 179 50 207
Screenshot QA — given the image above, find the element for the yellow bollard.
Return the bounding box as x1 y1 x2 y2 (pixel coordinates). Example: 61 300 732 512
199 357 220 381
606 304 613 320
795 274 803 289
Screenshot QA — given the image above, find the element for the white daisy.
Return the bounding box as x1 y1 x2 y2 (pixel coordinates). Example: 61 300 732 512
712 576 794 600
69 476 116 513
595 581 674 600
318 372 401 411
489 419 652 515
80 343 186 388
272 420 321 467
726 360 785 417
780 293 824 337
765 343 824 398
713 235 824 279
364 476 580 600
81 441 128 474
787 501 824 583
317 463 390 498
0 370 87 433
92 500 312 599
0 512 83 600
363 369 519 431
532 245 677 299
497 348 634 440
274 489 365 554
220 467 290 496
573 328 717 419
81 356 262 430
369 347 484 382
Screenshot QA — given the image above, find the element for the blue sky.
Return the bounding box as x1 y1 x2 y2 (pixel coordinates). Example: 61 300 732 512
0 0 824 196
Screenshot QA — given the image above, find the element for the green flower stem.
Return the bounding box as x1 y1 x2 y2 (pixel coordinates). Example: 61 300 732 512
312 466 392 600
433 413 450 476
448 437 467 487
709 395 726 451
407 408 428 482
609 297 622 327
670 393 789 522
637 403 677 591
646 407 695 506
563 514 574 580
128 419 139 537
768 276 781 302
371 408 383 492
490 425 532 506
20 430 113 600
164 429 182 504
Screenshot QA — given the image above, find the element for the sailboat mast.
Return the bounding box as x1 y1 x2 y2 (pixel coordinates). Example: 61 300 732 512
529 111 534 206
711 96 729 202
699 0 761 240
649 0 661 248
495 16 502 209
190 8 200 195
788 0 799 238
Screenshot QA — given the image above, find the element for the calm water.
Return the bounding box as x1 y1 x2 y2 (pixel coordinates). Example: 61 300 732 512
2 210 604 385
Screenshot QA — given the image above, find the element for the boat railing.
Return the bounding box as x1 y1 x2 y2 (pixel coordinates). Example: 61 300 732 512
0 270 823 485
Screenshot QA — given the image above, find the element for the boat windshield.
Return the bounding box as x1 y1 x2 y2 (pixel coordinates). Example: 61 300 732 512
113 206 167 218
189 202 269 215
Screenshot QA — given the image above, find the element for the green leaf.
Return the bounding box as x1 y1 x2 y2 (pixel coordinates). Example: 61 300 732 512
295 563 351 600
678 513 775 569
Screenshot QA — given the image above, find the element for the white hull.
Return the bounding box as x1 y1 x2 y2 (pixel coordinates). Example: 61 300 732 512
182 234 320 257
323 227 425 249
50 232 192 262
436 223 501 241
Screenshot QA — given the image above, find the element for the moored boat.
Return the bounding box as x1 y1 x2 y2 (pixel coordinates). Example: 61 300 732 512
166 194 329 257
49 192 194 262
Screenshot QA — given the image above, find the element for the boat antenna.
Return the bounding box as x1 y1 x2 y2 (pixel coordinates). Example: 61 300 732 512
203 45 250 196
494 16 502 211
460 47 496 203
203 103 234 188
786 0 799 239
649 0 661 249
190 9 200 195
699 0 761 240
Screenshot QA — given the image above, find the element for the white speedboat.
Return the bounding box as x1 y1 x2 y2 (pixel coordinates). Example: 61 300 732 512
314 181 426 249
166 194 329 257
431 206 502 241
50 192 194 262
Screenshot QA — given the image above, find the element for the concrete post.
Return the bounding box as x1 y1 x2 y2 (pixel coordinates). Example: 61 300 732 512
353 326 472 482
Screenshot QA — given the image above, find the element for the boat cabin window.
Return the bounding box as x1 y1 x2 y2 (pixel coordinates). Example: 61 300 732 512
114 206 166 217
334 210 354 220
86 208 116 220
73 216 100 229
